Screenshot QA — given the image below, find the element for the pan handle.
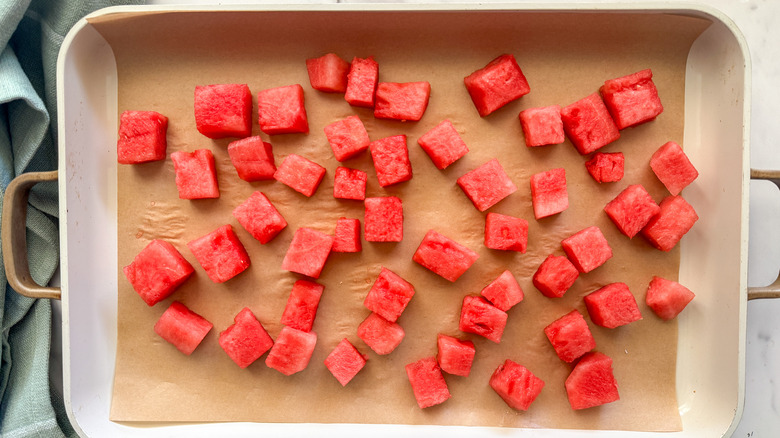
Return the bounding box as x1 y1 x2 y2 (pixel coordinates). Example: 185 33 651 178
748 169 780 300
1 170 60 300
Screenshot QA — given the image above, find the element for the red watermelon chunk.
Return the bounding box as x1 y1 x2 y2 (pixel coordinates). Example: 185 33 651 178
274 154 326 197
364 196 403 242
324 338 368 386
645 276 695 320
565 352 620 410
194 83 252 139
306 53 350 93
561 93 620 155
436 334 476 377
345 56 379 108
406 357 451 409
333 167 367 201
604 184 660 238
171 149 219 200
218 307 274 368
484 212 529 252
459 295 508 343
489 359 545 411
544 310 596 363
357 312 405 355
530 168 568 219
123 239 194 306
374 81 431 121
584 283 642 328
257 84 309 135
641 195 698 251
413 230 479 282
519 105 565 147
533 254 579 298
333 217 362 253
456 158 517 212
324 115 370 162
363 267 415 323
650 141 699 196
600 69 663 130
154 301 212 356
187 224 250 283
370 135 413 187
227 136 276 182
562 226 613 273
265 326 317 376
464 54 530 117
416 119 469 170
116 110 168 164
281 227 334 279
281 280 325 332
585 152 624 183
232 191 287 244
480 270 524 312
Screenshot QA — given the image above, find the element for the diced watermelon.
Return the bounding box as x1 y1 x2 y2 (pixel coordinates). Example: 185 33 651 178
333 167 368 201
456 158 517 212
561 226 613 273
170 149 220 200
544 310 596 363
227 136 276 182
561 93 620 155
324 338 368 386
565 352 620 410
116 110 168 164
436 334 476 377
265 326 317 376
281 227 334 279
193 83 252 139
584 283 642 328
257 84 309 135
464 54 530 117
281 279 325 332
459 295 508 343
274 154 326 197
333 217 362 253
154 301 212 355
306 53 350 93
416 119 469 170
357 312 405 355
585 152 624 183
645 276 695 320
374 81 431 121
649 141 699 196
187 224 250 283
324 115 370 162
232 191 287 244
218 307 274 368
489 359 545 411
363 267 415 323
123 239 194 306
364 196 403 242
604 184 660 238
533 254 579 298
405 357 451 409
484 212 529 252
530 168 568 219
370 135 413 187
641 195 698 251
519 105 564 147
345 56 379 108
480 270 524 312
413 230 479 282
600 69 663 130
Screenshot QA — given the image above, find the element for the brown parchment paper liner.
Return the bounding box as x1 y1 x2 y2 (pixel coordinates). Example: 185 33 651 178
96 9 710 431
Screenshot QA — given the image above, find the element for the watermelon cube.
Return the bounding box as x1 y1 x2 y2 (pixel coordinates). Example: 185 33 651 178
333 217 362 253
519 105 565 147
324 115 370 162
464 54 530 117
265 326 317 376
413 230 479 282
306 53 350 93
116 110 168 164
193 83 252 139
456 158 517 212
405 357 451 409
489 359 545 411
123 239 194 306
641 195 698 251
333 167 368 201
484 212 529 252
324 338 368 386
600 69 663 130
363 267 416 323
480 270 524 312
530 168 568 219
154 301 212 355
374 82 431 122
604 184 660 238
459 295 508 343
561 93 620 155
281 279 325 332
650 141 699 195
533 254 579 298
274 154 326 197
416 119 469 170
257 84 309 135
281 227 334 279
187 224 250 283
227 136 276 182
544 310 596 363
645 276 695 320
584 282 642 329
345 56 379 108
561 226 613 273
370 135 413 187
357 312 405 355
565 352 620 410
170 149 219 200
232 191 287 244
436 334 476 377
218 307 274 368
585 152 624 183
364 196 403 242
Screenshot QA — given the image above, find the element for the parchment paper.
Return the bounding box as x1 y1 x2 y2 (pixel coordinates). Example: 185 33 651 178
95 9 710 431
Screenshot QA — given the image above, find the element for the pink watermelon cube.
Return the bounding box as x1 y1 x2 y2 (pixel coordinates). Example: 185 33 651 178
544 310 596 363
306 53 350 93
604 184 660 238
218 307 274 368
274 154 326 197
363 267 416 323
600 69 663 130
464 54 530 117
324 115 370 162
650 141 699 196
530 168 568 219
232 191 287 244
489 359 545 411
194 83 252 139
459 295 508 343
257 84 309 135
357 312 405 355
437 334 476 377
227 136 276 182
281 279 325 332
562 226 613 273
416 119 469 170
116 110 168 164
456 158 517 212
533 254 579 298
370 135 413 187
265 326 317 376
519 105 565 147
324 338 368 386
374 81 431 121
405 357 451 409
645 276 695 320
170 149 219 200
413 230 479 282
345 56 379 108
565 352 620 410
641 195 698 251
123 239 194 306
484 212 529 252
154 301 212 355
584 282 642 329
585 152 624 183
187 224 250 283
333 167 368 201
561 93 620 155
364 196 403 242
333 217 362 253
281 227 334 279
480 270 524 312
